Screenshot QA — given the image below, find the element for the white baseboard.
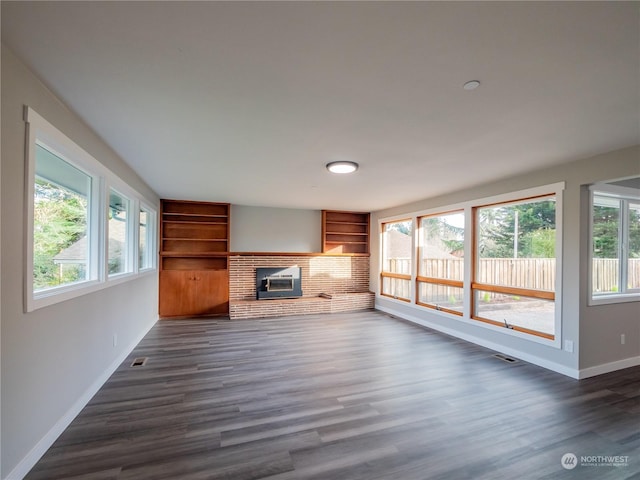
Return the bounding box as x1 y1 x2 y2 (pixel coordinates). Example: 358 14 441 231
4 318 157 480
376 304 581 379
578 356 640 379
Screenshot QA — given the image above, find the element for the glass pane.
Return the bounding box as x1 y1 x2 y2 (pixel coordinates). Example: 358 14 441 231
108 190 129 275
629 202 640 290
418 282 464 313
419 212 464 281
592 195 620 294
382 220 413 274
382 276 411 300
475 290 554 336
477 196 556 291
34 144 90 290
139 208 148 270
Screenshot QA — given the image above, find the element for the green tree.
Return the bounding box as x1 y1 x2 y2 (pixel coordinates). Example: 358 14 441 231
478 200 556 258
520 229 556 258
387 220 412 236
630 206 640 258
33 180 87 289
477 206 511 257
422 217 464 254
592 205 619 258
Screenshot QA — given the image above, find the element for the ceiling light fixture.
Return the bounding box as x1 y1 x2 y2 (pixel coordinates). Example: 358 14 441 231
326 161 359 174
463 80 481 90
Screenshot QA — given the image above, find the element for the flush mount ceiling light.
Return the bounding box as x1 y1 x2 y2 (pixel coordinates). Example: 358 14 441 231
463 80 481 90
326 161 359 174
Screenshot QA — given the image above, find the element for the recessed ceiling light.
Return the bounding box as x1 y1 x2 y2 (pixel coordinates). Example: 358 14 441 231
326 161 359 174
463 80 481 90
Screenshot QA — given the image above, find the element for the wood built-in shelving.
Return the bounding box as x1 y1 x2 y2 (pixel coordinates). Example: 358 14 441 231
322 210 370 255
159 200 230 317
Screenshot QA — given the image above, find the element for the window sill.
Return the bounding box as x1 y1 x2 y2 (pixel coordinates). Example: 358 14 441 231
376 294 561 349
27 269 157 313
588 293 640 306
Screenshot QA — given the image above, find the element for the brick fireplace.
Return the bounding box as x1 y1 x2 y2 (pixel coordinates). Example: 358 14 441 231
229 254 374 319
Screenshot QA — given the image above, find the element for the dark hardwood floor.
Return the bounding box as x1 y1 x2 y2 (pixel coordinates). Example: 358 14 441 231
26 310 639 480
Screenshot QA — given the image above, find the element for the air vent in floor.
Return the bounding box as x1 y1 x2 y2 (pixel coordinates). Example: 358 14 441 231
493 353 518 363
130 357 148 367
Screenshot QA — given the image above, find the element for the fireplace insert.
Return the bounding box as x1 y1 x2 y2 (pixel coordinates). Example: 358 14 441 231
256 267 303 300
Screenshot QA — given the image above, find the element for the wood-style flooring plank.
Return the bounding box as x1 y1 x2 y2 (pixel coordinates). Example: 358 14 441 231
26 310 640 479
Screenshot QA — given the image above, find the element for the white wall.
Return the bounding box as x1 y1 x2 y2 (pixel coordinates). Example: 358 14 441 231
1 45 160 479
231 205 321 253
578 156 640 373
371 145 640 378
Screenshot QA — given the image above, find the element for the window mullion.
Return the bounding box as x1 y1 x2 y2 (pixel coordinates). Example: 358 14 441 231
411 217 417 303
620 199 629 294
94 176 107 282
131 198 140 273
464 206 474 319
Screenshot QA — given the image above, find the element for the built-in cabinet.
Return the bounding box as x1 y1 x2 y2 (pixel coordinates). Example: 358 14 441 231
159 200 230 317
321 210 370 254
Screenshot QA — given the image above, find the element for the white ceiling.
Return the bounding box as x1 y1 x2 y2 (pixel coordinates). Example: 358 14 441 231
2 2 639 211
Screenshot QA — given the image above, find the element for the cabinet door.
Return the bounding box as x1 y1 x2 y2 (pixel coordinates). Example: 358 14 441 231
195 270 229 316
159 270 229 317
159 271 195 317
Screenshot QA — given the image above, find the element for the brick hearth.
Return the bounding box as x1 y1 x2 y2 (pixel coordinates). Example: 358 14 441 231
229 254 374 319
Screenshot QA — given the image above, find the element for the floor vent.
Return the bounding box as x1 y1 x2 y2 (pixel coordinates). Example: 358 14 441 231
493 353 518 363
130 357 148 367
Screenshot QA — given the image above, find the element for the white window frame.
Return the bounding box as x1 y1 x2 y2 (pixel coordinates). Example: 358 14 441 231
138 202 157 272
107 186 133 278
588 183 640 305
378 182 564 348
25 107 157 312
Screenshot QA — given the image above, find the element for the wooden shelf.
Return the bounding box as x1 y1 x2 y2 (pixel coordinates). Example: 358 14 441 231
162 200 228 216
162 256 228 271
162 220 228 226
322 210 370 255
160 199 230 318
163 212 228 217
325 221 369 226
161 251 228 257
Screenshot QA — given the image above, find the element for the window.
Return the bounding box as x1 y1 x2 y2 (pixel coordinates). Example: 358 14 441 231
473 195 557 339
381 219 413 301
590 182 640 303
378 183 563 345
417 211 465 315
33 143 95 290
139 206 151 270
108 189 131 275
25 107 157 311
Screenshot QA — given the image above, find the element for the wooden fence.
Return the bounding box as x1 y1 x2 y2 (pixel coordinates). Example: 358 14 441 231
592 258 640 293
383 258 640 301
